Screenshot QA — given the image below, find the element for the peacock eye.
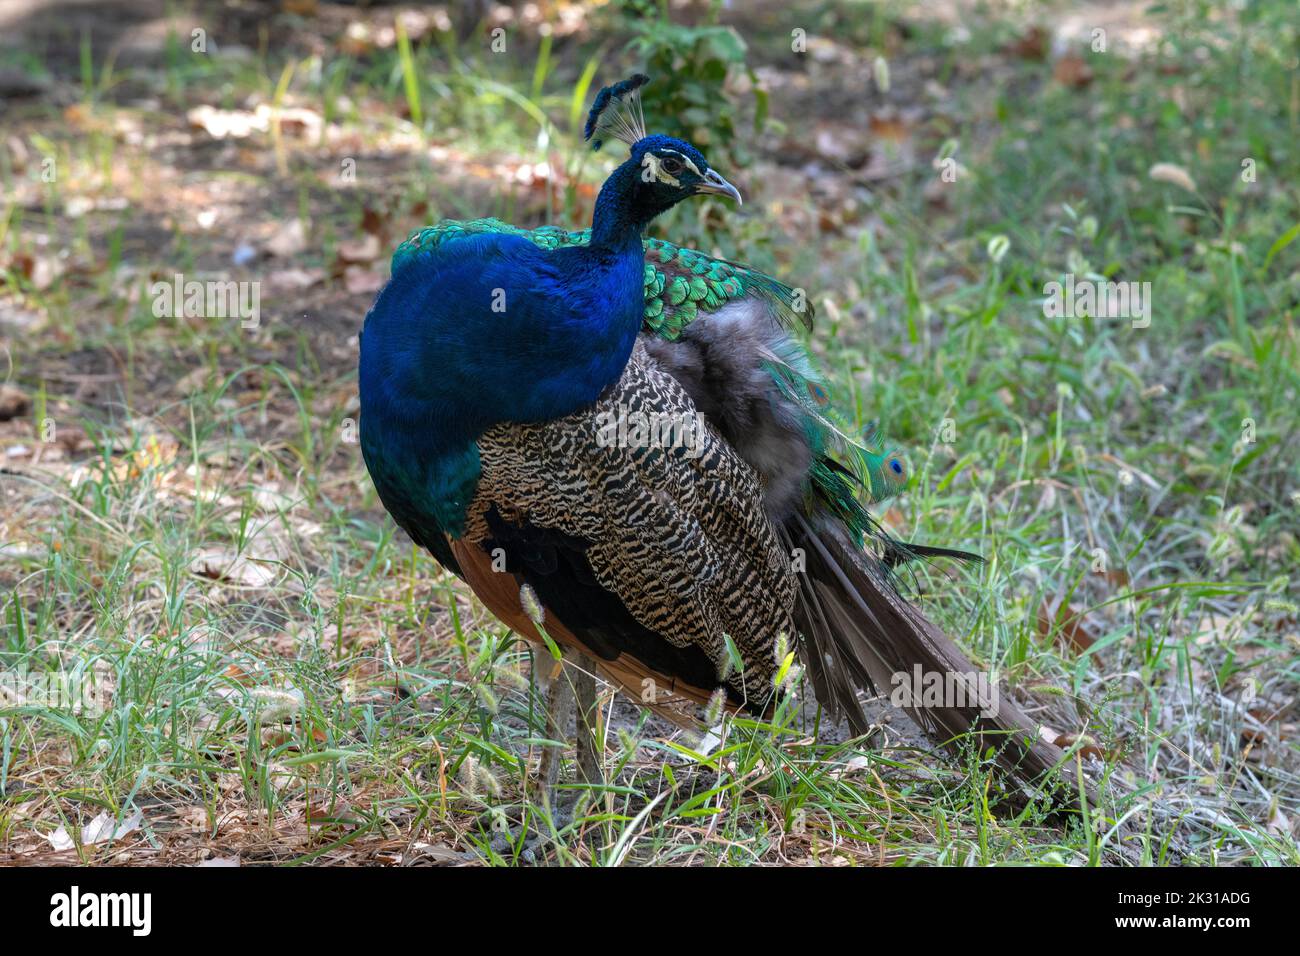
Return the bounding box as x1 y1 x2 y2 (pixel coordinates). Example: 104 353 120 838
660 156 684 175
889 459 904 476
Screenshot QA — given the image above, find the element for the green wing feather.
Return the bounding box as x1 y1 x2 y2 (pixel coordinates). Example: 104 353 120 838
639 237 813 338
393 219 813 339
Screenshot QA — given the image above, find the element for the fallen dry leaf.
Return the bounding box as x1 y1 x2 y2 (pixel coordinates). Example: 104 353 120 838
337 234 382 264
265 219 309 258
1093 567 1130 589
192 548 276 588
271 106 323 140
47 809 144 851
268 267 325 291
177 806 210 833
1005 25 1048 61
1053 733 1105 759
343 266 385 295
406 842 465 865
6 250 64 291
1037 600 1099 653
1053 54 1095 88
868 111 913 146
174 366 216 396
187 105 267 140
223 663 258 686
339 21 375 57
359 206 388 236
0 383 31 421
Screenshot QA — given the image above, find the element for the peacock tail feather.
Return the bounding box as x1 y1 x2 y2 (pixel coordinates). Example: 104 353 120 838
758 332 910 537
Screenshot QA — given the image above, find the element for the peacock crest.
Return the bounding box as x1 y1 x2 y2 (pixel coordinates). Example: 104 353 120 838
583 73 650 151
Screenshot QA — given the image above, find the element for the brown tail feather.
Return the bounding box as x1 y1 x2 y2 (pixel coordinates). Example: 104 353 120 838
789 513 1095 809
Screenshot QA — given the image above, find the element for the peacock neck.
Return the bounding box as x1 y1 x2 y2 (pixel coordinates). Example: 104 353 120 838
588 161 655 254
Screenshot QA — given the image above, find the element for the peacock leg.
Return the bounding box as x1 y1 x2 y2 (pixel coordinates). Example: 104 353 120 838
570 653 605 790
487 653 574 863
534 656 574 807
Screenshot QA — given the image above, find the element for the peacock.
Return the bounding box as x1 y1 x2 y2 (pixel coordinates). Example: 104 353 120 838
359 74 1090 826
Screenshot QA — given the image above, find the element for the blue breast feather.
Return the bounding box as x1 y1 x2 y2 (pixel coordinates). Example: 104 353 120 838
359 230 645 538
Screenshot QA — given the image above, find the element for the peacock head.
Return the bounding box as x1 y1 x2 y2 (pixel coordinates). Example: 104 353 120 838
627 134 741 206
584 74 741 228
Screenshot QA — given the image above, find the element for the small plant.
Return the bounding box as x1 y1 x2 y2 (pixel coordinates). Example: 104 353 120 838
616 0 766 171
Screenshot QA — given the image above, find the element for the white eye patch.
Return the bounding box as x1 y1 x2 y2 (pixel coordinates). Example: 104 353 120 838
640 149 702 186
640 152 676 185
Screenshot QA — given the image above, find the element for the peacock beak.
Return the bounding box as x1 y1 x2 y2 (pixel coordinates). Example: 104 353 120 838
695 169 742 205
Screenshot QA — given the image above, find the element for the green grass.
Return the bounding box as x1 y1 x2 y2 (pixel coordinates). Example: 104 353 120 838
1 0 1297 865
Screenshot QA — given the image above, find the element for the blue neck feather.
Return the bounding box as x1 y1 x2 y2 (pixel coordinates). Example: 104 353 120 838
589 161 660 252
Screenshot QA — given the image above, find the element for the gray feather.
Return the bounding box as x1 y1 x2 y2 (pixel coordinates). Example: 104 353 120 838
641 300 811 523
